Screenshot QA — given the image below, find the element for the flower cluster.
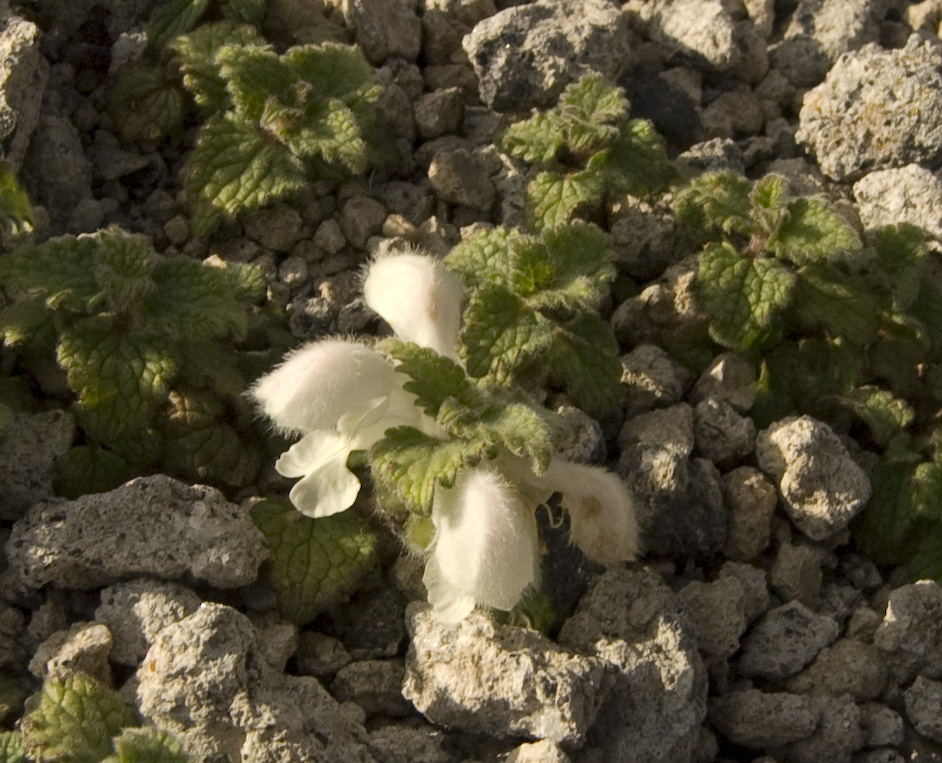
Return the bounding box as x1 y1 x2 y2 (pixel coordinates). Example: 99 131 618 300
251 249 639 622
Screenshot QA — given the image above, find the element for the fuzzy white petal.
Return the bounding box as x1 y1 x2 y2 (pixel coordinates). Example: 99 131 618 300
540 459 640 564
363 251 464 358
424 469 537 621
276 430 361 517
250 339 400 436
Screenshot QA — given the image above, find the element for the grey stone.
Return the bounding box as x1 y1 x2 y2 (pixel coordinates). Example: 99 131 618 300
506 739 572 762
242 203 305 252
94 579 201 666
414 87 465 139
608 194 682 280
67 197 106 234
787 638 887 701
629 0 768 81
690 353 757 414
462 0 634 112
904 676 942 742
701 88 766 138
0 602 25 670
329 0 421 63
620 344 693 418
422 0 497 65
770 543 823 608
717 560 770 622
553 405 605 464
722 466 777 561
854 750 906 763
737 601 840 680
853 164 942 242
784 0 883 64
768 36 832 88
708 688 818 748
331 659 412 717
427 146 495 211
796 36 942 181
557 567 707 763
313 218 347 254
28 621 112 684
0 16 46 171
859 702 905 747
677 137 746 174
339 195 387 250
678 576 749 660
402 604 611 746
277 254 308 288
91 130 153 181
23 115 93 228
5 475 267 590
135 603 376 763
783 693 863 763
295 631 352 678
693 397 756 467
756 416 871 541
618 404 727 557
0 411 74 520
366 723 455 763
249 618 298 673
874 580 942 686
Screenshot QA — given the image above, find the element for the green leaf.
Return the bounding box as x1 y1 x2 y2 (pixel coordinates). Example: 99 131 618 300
0 674 26 724
867 224 927 310
526 164 604 231
556 73 628 151
0 234 102 312
216 44 292 125
832 386 914 446
697 242 797 351
251 499 378 624
222 0 266 26
749 174 788 232
0 161 33 235
605 117 674 197
767 197 861 266
287 101 368 173
445 226 518 289
793 263 883 345
500 111 566 163
510 223 614 310
0 298 53 346
906 524 942 583
144 256 251 340
370 426 489 514
185 113 308 237
21 674 136 763
56 445 141 500
285 43 380 107
0 733 25 763
58 317 177 441
170 23 266 113
869 312 931 397
673 170 755 238
147 0 208 49
379 340 470 418
550 312 625 418
107 66 185 146
102 728 194 763
92 229 157 314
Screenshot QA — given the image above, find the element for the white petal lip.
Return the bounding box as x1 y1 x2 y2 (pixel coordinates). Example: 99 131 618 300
275 429 362 518
424 468 538 621
363 251 464 359
250 338 400 436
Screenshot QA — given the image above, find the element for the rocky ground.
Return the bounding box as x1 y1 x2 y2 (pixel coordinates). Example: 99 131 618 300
1 0 942 761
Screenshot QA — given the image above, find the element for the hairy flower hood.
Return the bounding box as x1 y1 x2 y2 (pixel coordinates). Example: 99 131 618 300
362 250 464 359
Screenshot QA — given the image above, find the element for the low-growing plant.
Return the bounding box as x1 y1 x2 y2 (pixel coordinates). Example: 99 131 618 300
677 170 942 582
0 226 269 497
11 672 193 763
251 248 639 623
500 72 675 230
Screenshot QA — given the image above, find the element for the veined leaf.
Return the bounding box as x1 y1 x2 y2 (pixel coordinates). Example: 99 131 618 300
102 727 194 763
0 298 53 346
697 242 797 352
0 234 101 312
222 0 266 26
605 117 674 197
92 228 157 314
284 43 380 106
0 732 25 763
147 0 208 49
379 340 471 418
673 170 755 238
217 43 293 125
557 73 627 151
107 66 184 146
768 196 861 266
549 311 625 418
251 499 378 624
793 263 883 345
185 113 308 237
867 224 927 310
0 160 33 235
445 226 517 289
832 386 914 446
500 111 566 163
906 524 942 583
170 23 266 112
526 164 604 231
749 173 788 232
56 445 141 500
21 674 135 763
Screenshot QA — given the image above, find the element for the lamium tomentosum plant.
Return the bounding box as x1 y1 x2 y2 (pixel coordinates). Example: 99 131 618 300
251 247 639 622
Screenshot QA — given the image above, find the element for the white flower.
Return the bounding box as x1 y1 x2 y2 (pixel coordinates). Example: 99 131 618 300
423 468 538 622
363 250 464 358
251 338 435 518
